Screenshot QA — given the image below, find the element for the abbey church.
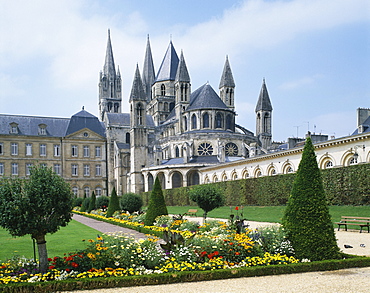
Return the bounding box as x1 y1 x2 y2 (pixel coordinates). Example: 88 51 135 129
100 31 273 194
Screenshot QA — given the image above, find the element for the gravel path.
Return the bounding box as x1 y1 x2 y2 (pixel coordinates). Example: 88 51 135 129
69 214 370 293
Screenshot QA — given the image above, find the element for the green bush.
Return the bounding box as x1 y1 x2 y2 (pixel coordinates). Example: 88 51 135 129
106 187 121 217
282 137 341 261
87 191 96 213
144 177 168 226
73 197 83 207
120 193 143 213
96 196 109 210
80 197 90 213
189 185 225 219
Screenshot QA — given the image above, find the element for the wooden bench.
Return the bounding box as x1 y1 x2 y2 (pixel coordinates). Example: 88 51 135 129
335 216 370 233
185 209 198 217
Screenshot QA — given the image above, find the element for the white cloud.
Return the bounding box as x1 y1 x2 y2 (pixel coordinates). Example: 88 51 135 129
279 74 325 90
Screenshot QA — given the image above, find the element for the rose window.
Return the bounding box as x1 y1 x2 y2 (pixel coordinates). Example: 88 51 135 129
225 143 238 156
197 143 213 156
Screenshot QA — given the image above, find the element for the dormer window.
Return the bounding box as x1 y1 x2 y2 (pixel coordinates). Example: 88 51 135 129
9 122 18 134
38 124 47 135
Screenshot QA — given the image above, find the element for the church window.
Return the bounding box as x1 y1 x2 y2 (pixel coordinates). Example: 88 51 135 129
161 84 166 96
107 102 113 111
229 89 233 105
203 112 209 128
225 88 229 103
184 116 188 131
169 102 175 112
172 172 182 188
147 173 154 191
125 133 130 144
114 103 119 113
175 146 180 157
164 103 168 112
349 156 358 165
180 84 184 101
191 114 197 129
136 103 144 125
225 143 238 156
215 113 223 129
197 142 213 156
110 83 114 98
187 171 200 186
263 113 269 133
226 114 233 130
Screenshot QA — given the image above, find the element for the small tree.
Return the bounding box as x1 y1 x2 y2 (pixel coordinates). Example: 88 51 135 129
106 187 120 217
189 184 225 220
88 191 96 213
144 177 168 226
282 137 340 261
80 193 87 212
96 196 109 210
0 165 73 272
120 192 143 214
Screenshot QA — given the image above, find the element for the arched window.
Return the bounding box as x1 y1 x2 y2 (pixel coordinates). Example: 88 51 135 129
72 186 78 196
184 116 188 131
229 89 233 105
203 112 209 128
84 186 90 197
180 84 184 101
187 171 200 186
226 114 233 130
161 84 166 96
172 172 182 188
107 102 112 111
136 103 144 125
164 103 168 112
263 113 269 133
125 132 130 144
191 114 197 129
175 146 180 158
215 113 223 128
225 88 229 103
114 103 119 113
325 161 333 169
147 173 154 191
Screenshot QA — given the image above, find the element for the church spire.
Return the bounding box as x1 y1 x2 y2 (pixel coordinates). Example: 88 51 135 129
219 56 235 109
103 29 116 78
156 41 179 82
142 35 155 102
255 78 273 112
175 50 190 82
129 64 146 103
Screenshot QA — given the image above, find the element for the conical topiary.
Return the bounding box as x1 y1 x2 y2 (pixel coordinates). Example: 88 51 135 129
144 177 168 226
87 191 96 213
106 187 120 217
80 193 88 212
282 136 340 261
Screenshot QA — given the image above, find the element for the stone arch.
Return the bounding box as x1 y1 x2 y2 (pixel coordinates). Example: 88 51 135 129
241 168 249 179
221 171 227 182
231 169 238 180
156 172 166 189
282 161 294 174
318 153 336 169
187 170 200 186
204 175 210 184
171 171 183 189
253 167 262 178
147 173 154 191
267 164 277 176
212 173 219 183
341 149 358 166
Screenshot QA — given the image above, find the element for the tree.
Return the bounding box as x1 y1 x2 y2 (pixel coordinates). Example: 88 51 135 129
120 192 143 214
0 165 73 272
189 184 225 220
106 187 120 217
88 191 96 213
144 177 168 226
282 137 340 261
80 192 88 212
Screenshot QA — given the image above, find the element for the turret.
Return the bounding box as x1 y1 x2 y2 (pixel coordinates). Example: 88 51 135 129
255 79 273 149
219 56 235 110
142 35 155 102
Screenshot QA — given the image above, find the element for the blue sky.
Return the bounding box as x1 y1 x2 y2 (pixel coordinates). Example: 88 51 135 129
0 0 369 141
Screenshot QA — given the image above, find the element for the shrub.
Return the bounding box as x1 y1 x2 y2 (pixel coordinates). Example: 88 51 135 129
106 187 120 217
73 197 83 207
120 193 143 213
80 197 90 213
144 177 168 226
87 191 96 213
189 184 225 219
96 196 109 210
282 137 341 261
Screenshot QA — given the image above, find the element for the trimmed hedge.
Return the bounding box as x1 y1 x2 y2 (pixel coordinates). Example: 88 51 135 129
142 164 370 206
2 255 370 292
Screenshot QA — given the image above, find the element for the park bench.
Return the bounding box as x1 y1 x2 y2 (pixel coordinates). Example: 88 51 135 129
335 216 370 233
185 209 198 216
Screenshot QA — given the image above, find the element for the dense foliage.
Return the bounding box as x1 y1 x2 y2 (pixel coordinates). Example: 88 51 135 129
144 177 168 225
141 164 370 206
95 196 109 210
106 187 120 217
189 185 225 219
87 191 96 213
0 165 73 272
120 192 143 213
282 137 341 261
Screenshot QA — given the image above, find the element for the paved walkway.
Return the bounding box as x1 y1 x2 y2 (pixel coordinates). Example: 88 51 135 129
69 214 370 293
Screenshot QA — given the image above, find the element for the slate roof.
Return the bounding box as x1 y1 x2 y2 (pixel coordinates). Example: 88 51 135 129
0 114 69 137
255 79 273 112
352 115 370 135
156 41 179 82
129 65 146 102
116 142 130 150
106 113 155 128
175 51 190 82
186 83 229 111
219 56 235 88
65 109 106 137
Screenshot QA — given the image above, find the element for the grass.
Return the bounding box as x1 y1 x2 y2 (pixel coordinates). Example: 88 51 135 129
0 220 100 262
167 205 370 225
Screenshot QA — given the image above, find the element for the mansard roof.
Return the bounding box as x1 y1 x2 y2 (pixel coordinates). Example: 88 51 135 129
103 29 116 78
186 83 229 111
219 56 235 88
352 115 370 135
255 79 273 112
175 51 190 82
65 109 106 137
0 114 69 137
156 41 179 82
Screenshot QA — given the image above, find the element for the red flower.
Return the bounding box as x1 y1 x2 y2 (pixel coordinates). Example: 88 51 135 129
200 251 207 257
48 258 52 262
72 262 79 268
235 206 239 210
235 252 240 255
48 265 55 270
66 268 71 272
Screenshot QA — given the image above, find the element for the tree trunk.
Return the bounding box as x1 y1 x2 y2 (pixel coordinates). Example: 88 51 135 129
34 234 48 273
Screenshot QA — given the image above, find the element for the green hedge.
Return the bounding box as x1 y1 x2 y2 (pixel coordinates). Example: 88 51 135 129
3 255 370 293
142 164 370 206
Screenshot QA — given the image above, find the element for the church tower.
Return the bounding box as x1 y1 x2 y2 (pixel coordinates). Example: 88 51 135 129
219 56 235 110
142 35 155 102
174 50 191 134
129 65 148 193
255 79 273 150
99 30 122 121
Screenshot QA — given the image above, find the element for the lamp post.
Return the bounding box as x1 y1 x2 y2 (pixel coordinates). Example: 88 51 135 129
352 145 365 164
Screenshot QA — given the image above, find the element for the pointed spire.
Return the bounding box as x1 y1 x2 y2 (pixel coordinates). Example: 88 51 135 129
103 29 116 78
156 41 179 82
219 56 235 88
117 65 121 77
142 35 155 100
129 64 146 102
175 50 190 82
255 78 273 112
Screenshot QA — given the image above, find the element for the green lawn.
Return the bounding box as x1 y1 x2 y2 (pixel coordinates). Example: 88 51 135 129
0 220 100 262
167 205 370 224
